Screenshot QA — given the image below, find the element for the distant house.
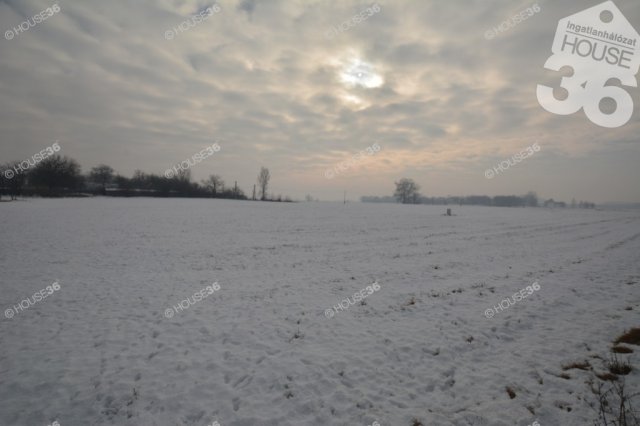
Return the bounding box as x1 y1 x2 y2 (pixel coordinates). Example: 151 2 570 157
578 201 596 209
543 199 566 208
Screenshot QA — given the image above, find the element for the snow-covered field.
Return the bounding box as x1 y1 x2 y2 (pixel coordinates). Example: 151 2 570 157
1 198 639 426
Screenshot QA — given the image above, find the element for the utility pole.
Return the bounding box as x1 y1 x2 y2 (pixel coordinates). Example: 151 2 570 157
252 184 256 201
234 181 238 199
344 190 346 205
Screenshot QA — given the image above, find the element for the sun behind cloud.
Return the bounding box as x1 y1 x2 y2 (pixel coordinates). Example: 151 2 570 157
338 56 384 89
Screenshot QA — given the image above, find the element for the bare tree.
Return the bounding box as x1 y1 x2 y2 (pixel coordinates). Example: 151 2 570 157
257 167 270 201
29 155 82 194
0 163 11 200
394 178 421 204
90 164 115 195
523 191 538 207
202 174 225 197
176 168 191 182
1 162 27 200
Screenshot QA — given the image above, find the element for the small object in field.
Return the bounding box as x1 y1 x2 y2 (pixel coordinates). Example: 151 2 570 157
446 208 452 216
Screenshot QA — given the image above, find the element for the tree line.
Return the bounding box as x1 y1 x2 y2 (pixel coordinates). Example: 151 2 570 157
361 178 596 208
0 155 292 202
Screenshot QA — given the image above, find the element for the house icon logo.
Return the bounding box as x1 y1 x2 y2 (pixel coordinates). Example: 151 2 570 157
537 1 639 128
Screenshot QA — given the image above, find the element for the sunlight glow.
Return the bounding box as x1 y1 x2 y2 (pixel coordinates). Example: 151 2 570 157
339 57 384 89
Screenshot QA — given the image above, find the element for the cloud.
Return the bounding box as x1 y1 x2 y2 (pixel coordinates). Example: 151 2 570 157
0 0 639 202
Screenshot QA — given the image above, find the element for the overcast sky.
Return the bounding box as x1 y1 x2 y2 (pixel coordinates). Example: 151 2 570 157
1 0 639 202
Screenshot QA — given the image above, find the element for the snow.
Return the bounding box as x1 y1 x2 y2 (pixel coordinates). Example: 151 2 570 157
1 198 639 426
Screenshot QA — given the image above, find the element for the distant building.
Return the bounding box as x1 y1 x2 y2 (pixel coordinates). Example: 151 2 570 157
543 199 566 208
